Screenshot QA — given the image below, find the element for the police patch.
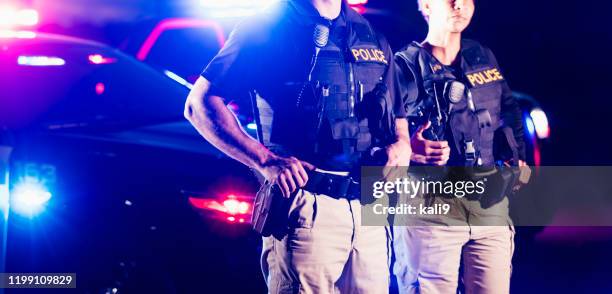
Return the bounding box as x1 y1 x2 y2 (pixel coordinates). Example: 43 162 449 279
466 68 504 87
350 47 388 65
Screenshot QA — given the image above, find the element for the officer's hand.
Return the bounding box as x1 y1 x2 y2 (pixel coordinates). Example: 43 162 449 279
411 121 451 166
260 155 316 198
505 160 530 192
385 139 411 167
503 159 527 167
383 138 411 180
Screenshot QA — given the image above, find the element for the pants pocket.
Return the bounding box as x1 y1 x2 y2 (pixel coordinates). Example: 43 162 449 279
276 280 300 294
287 190 317 229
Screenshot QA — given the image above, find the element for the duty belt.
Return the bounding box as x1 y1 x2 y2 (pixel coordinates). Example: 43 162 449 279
303 171 360 200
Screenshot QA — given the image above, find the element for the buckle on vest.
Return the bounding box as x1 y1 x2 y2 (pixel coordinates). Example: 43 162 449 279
465 140 476 161
476 109 492 129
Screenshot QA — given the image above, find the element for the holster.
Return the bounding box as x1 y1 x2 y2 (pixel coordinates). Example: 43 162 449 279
461 166 531 208
251 181 291 237
475 167 518 208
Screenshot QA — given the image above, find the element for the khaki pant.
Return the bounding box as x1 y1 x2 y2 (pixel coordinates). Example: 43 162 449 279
392 189 516 294
261 189 391 294
393 225 515 294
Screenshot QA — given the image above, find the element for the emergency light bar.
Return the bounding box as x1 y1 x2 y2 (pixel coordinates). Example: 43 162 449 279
199 0 368 18
0 6 39 29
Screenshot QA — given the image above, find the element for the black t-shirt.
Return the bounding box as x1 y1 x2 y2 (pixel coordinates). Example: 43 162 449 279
201 0 405 171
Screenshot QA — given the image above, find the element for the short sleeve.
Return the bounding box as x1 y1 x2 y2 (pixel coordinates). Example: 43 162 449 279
201 17 264 100
394 53 419 116
377 36 407 119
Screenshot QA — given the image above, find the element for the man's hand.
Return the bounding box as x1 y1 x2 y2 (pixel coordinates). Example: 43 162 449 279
258 155 316 198
505 159 530 192
382 119 412 180
410 121 451 166
385 138 412 168
383 137 412 180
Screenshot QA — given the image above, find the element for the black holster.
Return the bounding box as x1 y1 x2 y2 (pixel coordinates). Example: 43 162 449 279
471 167 520 208
453 166 526 208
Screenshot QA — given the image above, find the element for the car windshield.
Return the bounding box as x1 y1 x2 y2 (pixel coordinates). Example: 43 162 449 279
0 35 189 131
141 26 224 84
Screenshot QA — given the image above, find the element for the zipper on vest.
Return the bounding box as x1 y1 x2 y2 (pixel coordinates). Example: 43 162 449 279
347 60 356 117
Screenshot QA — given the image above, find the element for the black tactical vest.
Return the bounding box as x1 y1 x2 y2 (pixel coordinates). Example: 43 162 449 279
252 4 394 171
396 40 505 166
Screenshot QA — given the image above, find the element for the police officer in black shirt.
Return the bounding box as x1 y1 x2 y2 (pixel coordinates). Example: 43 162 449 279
392 0 527 293
185 0 411 292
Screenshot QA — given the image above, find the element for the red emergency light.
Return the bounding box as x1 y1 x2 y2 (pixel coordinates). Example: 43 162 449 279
189 194 252 224
88 54 117 65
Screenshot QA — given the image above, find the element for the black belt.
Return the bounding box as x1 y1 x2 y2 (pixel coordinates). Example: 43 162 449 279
303 171 360 200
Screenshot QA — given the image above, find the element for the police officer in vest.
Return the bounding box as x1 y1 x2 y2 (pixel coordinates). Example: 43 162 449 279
185 0 411 292
393 0 527 293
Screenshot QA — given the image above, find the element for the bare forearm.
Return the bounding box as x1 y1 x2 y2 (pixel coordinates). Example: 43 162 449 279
184 77 272 170
384 118 412 167
394 118 411 144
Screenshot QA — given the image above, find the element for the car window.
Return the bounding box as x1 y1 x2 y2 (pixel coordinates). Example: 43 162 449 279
1 38 189 130
145 28 223 83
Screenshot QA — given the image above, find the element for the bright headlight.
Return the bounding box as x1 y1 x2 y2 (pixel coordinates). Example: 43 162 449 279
530 108 550 139
10 178 52 217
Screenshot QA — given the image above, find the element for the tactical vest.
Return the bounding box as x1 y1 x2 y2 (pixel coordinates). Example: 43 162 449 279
252 7 394 170
396 40 505 166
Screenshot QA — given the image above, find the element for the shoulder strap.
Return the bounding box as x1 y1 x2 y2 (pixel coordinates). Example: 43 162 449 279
397 43 440 85
461 39 491 68
395 43 421 73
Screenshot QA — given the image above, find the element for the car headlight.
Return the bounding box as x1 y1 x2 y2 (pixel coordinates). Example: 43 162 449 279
10 178 52 217
530 108 550 139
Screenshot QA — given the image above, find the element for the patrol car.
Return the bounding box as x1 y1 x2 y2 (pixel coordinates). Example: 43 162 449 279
0 31 264 292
